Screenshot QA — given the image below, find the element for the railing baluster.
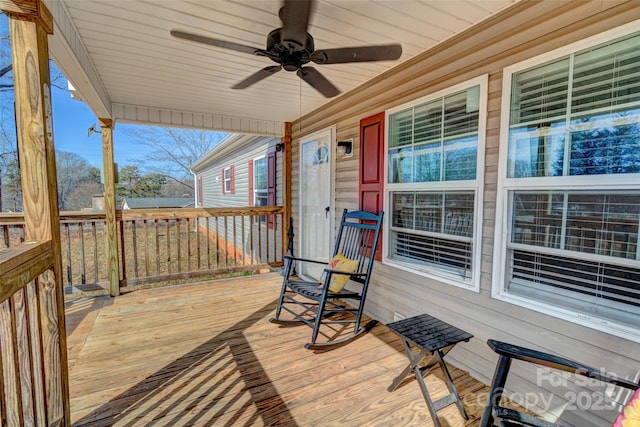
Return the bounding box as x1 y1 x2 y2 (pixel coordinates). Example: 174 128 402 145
206 218 211 270
155 219 160 275
91 221 98 284
0 299 22 425
166 219 171 275
13 288 36 425
144 219 149 278
241 215 246 266
27 282 46 425
176 219 182 273
223 216 228 267
131 220 138 279
78 222 86 285
266 217 271 263
257 218 263 264
196 217 201 270
215 216 220 268
119 219 127 282
186 217 192 271
64 223 72 286
233 215 238 266
249 214 255 264
3 224 9 248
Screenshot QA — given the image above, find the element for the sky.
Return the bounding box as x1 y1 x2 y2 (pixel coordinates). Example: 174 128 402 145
51 81 147 169
2 13 226 177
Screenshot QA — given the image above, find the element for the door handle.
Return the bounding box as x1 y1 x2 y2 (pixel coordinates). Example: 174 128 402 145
325 206 330 218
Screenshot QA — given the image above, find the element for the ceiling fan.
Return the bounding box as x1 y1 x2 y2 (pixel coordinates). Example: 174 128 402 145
170 0 403 98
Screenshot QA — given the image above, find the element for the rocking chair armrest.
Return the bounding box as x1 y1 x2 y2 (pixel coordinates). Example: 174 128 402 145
487 340 640 390
323 268 367 277
283 255 329 266
492 406 560 427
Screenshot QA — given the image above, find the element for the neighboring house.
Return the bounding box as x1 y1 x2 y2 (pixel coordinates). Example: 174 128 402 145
191 134 282 264
121 197 194 210
288 3 640 427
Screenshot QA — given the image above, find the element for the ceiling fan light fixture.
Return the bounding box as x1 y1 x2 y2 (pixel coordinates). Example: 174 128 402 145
171 0 403 98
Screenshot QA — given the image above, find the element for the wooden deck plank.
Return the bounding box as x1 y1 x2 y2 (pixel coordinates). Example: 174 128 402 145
65 272 493 426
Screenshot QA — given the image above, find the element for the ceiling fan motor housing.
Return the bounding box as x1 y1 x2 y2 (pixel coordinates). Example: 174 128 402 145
266 28 315 71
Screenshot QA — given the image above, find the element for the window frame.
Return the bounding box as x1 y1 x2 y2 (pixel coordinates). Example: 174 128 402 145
492 21 640 342
223 166 232 194
383 75 488 291
253 155 268 222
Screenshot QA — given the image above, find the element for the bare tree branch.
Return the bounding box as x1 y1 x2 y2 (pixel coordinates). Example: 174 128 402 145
122 126 227 181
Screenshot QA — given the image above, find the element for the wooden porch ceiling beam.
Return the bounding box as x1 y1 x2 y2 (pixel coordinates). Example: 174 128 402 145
0 0 53 34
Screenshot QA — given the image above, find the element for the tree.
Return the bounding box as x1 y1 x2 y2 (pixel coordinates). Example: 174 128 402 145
56 151 100 210
569 115 640 176
123 126 226 182
65 181 103 211
116 165 167 198
1 13 68 211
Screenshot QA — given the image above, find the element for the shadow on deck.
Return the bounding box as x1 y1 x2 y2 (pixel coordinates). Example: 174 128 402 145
65 272 492 426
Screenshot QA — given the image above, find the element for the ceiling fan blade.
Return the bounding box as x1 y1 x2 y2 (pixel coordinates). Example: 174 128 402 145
232 66 282 89
297 67 340 98
279 0 312 49
171 30 260 55
311 44 403 64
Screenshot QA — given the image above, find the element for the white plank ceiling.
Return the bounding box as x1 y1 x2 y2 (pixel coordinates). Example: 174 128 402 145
44 0 517 135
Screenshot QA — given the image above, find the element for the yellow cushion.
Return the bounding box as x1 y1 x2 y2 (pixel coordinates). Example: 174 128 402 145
614 389 640 427
320 252 359 293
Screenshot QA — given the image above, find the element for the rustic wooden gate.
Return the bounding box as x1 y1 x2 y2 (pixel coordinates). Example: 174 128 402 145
0 1 70 425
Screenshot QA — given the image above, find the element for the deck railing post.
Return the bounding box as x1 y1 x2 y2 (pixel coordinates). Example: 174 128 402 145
282 122 292 261
100 119 120 297
5 0 71 423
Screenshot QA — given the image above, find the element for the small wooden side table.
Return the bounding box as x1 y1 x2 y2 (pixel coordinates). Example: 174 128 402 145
387 314 473 427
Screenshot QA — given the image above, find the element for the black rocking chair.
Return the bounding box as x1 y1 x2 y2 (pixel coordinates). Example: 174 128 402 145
269 209 384 350
480 339 639 427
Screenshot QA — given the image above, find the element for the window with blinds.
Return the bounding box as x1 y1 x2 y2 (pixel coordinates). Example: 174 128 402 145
390 191 474 279
507 32 640 179
389 86 479 184
386 78 485 287
499 28 640 336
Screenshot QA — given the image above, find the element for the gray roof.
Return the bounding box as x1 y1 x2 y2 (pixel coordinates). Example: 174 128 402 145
122 197 194 209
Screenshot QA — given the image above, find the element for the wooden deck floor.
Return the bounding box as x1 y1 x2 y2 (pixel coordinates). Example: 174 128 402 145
65 272 492 426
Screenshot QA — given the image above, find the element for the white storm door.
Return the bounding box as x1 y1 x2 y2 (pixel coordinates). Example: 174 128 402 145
299 127 335 280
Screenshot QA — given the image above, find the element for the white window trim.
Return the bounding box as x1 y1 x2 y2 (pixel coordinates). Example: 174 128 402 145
492 21 640 342
383 74 488 292
223 166 232 194
253 155 267 206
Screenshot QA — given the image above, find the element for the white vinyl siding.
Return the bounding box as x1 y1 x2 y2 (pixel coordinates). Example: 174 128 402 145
384 76 487 290
495 26 640 341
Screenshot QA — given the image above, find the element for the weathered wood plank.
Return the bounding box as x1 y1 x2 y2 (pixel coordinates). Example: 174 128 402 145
66 273 498 427
100 121 120 297
0 298 23 425
10 8 69 423
26 281 46 426
12 288 36 425
0 241 54 304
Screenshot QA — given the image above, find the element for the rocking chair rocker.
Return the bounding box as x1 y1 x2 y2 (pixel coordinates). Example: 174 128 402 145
269 209 384 350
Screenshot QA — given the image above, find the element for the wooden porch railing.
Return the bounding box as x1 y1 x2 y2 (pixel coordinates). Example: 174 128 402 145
0 206 286 293
0 241 66 424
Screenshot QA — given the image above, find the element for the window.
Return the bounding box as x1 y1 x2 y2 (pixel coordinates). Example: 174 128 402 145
494 25 640 340
385 76 487 289
253 157 268 207
222 165 234 194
